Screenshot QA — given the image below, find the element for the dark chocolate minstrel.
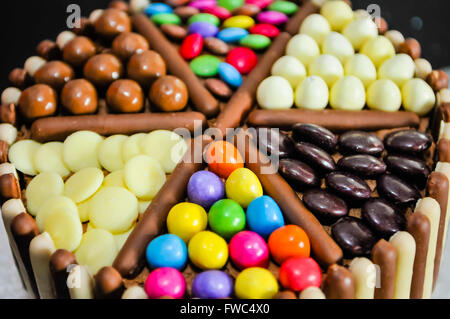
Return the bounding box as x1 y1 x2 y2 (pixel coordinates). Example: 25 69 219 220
372 239 398 299
292 123 337 152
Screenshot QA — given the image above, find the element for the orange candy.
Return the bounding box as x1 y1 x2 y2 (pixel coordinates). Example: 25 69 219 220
268 225 310 265
206 141 244 178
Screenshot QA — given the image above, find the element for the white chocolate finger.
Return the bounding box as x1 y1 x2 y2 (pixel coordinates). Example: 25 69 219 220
1 198 26 240
349 257 376 299
0 162 18 178
8 139 41 176
435 162 450 244
68 265 95 299
389 231 416 299
299 286 326 299
122 285 148 299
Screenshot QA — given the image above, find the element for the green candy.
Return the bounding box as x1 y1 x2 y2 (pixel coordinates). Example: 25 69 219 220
190 55 222 77
208 199 246 240
188 13 220 26
218 0 244 11
268 1 299 15
239 34 271 50
151 13 181 25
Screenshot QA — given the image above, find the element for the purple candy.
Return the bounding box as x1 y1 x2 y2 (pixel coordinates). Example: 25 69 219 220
188 21 219 38
192 270 233 299
257 11 288 25
187 170 225 208
189 0 217 10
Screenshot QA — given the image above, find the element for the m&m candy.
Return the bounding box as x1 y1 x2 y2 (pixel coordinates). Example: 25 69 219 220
192 270 233 299
206 140 244 178
229 231 269 269
226 47 258 74
167 202 208 243
208 199 246 239
144 267 186 299
146 234 187 270
235 267 278 299
246 195 284 238
225 167 263 207
187 170 225 209
279 257 322 292
268 224 310 264
188 231 229 269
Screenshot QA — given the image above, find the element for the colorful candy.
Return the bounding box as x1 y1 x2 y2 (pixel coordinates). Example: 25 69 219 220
209 199 246 239
202 6 232 20
188 13 220 26
268 224 310 264
190 55 222 77
187 170 225 209
188 21 219 37
223 15 255 29
279 257 322 291
146 234 188 270
188 231 229 269
246 195 284 238
151 13 182 25
180 33 203 60
166 202 208 243
250 23 279 38
229 231 269 269
144 267 186 299
268 1 298 15
189 0 217 10
192 270 233 299
235 267 278 299
226 47 257 74
225 167 263 207
206 140 244 178
218 62 243 87
217 28 249 43
145 3 172 16
256 11 288 25
246 0 272 9
218 0 244 11
239 34 271 50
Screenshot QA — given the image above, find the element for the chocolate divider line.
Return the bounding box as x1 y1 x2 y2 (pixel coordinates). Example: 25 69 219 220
284 0 319 35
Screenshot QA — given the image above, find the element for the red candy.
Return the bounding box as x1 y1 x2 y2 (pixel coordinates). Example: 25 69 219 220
279 257 322 292
226 47 258 75
250 24 280 38
180 33 203 60
268 225 310 265
246 0 272 9
202 7 232 20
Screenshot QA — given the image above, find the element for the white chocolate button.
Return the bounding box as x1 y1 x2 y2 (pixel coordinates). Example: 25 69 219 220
64 167 104 203
294 76 329 110
330 75 366 111
124 155 166 200
384 30 405 51
89 186 139 234
36 195 79 231
320 0 354 32
414 58 432 80
122 133 146 163
34 142 71 178
63 131 103 172
299 13 331 45
1 87 22 105
389 231 416 299
402 78 436 116
98 134 127 172
342 18 378 51
322 31 354 64
360 35 396 68
309 54 343 87
344 54 377 87
77 199 91 223
378 54 415 87
43 208 83 252
138 200 152 214
349 257 376 299
285 34 320 68
26 172 64 216
256 76 294 109
24 56 46 76
299 286 326 299
8 139 41 176
367 79 402 112
103 170 126 188
0 123 18 145
114 226 134 251
271 56 306 88
122 286 148 299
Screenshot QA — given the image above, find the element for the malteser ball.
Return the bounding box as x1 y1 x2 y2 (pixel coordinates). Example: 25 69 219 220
257 76 294 109
285 34 320 68
330 75 366 111
56 31 76 50
61 79 98 114
309 54 343 87
127 50 166 87
149 75 188 112
378 54 415 87
112 32 149 61
402 78 436 116
109 0 129 11
342 18 378 51
398 38 421 60
414 58 432 80
94 8 131 39
360 35 396 68
130 0 150 13
1 87 22 105
18 84 57 119
344 54 376 87
84 53 123 87
271 56 306 88
367 79 402 112
322 31 354 64
63 36 97 67
294 76 329 110
320 0 354 32
24 56 46 77
34 61 75 90
107 79 144 113
384 30 405 51
299 14 331 45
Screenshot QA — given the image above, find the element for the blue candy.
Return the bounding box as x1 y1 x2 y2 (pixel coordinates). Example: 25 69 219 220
146 234 187 270
246 195 285 238
188 21 219 38
218 62 242 87
217 28 249 43
145 3 173 16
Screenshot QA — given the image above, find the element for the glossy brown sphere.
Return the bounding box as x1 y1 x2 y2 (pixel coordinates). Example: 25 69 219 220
61 79 98 114
62 36 97 67
112 32 150 61
36 40 61 60
34 61 75 90
94 8 131 39
84 53 123 87
106 79 144 113
108 0 129 12
127 50 166 87
149 75 188 112
18 84 58 119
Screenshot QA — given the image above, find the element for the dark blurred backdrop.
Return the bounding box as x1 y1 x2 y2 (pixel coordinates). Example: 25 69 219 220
0 0 449 90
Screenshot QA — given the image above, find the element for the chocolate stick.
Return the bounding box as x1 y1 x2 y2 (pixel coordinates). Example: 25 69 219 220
372 239 397 299
284 0 319 35
30 112 206 142
50 249 77 299
234 130 343 267
132 14 219 118
323 264 355 299
95 266 124 299
247 109 421 132
438 139 450 162
113 135 211 278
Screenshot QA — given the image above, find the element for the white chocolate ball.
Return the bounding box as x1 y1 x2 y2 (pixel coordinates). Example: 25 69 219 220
294 76 329 110
89 9 104 24
342 18 378 51
344 54 377 87
311 0 327 7
257 76 294 109
24 56 46 76
437 89 450 105
0 123 18 145
299 14 331 46
1 87 22 105
308 54 344 87
330 75 366 111
378 54 415 87
56 31 76 50
320 0 354 32
130 0 150 13
384 30 405 51
354 9 371 20
286 34 320 68
322 31 354 64
414 58 433 80
367 79 402 112
360 35 396 68
271 56 306 88
402 78 436 116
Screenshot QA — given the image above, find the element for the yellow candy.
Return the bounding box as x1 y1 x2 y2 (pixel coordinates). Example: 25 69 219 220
309 54 343 87
360 36 395 68
299 13 331 45
294 76 329 110
271 56 306 88
235 267 279 299
402 78 436 116
378 54 415 87
223 15 255 29
342 18 378 51
320 0 354 32
330 76 366 111
344 54 377 88
188 231 228 270
167 202 207 243
367 79 402 112
225 167 263 208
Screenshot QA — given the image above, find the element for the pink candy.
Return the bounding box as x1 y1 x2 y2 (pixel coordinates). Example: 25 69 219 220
202 6 232 20
257 11 288 25
189 0 217 10
245 0 272 9
229 231 269 270
144 267 186 299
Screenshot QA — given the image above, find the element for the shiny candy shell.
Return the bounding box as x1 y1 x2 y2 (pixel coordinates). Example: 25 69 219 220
217 27 249 43
167 202 208 243
250 23 280 38
279 257 321 292
218 62 242 87
257 75 293 109
239 34 271 50
145 3 172 16
226 47 257 74
330 76 366 111
190 55 222 77
188 13 220 26
146 234 187 270
271 55 306 88
268 1 298 15
206 140 244 178
188 21 219 37
187 170 225 209
144 267 186 299
208 199 246 239
256 11 288 25
180 33 203 60
152 13 182 25
218 0 244 11
202 6 232 19
225 167 263 208
188 231 229 269
223 15 255 29
246 0 272 9
189 0 217 10
246 195 284 238
235 267 278 299
192 270 233 299
229 231 269 269
268 224 310 265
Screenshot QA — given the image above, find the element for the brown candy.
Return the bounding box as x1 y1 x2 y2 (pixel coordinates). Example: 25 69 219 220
95 266 124 299
204 37 230 55
61 79 98 114
127 50 166 87
427 70 449 92
94 8 131 39
72 17 92 35
398 38 421 60
50 249 77 299
166 0 191 6
323 264 355 299
34 61 75 90
8 68 29 89
173 6 199 20
0 173 20 199
84 53 123 87
112 32 149 61
275 290 297 299
109 0 129 12
205 78 232 99
438 139 450 162
160 24 188 41
375 17 388 34
18 84 57 119
36 40 60 60
233 4 260 16
62 36 97 67
107 79 144 113
0 104 16 125
149 75 188 112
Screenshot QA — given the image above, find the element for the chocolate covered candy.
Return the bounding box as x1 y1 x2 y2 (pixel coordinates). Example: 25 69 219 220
107 79 144 113
362 198 406 238
339 131 384 156
84 54 123 87
34 61 75 90
384 130 432 155
294 141 335 172
112 32 150 61
278 158 319 190
254 128 295 158
62 36 96 67
149 75 189 112
303 189 348 225
127 50 166 87
326 171 371 202
61 79 98 114
337 154 386 178
377 174 421 206
292 123 337 152
18 84 57 120
94 8 131 39
385 155 430 188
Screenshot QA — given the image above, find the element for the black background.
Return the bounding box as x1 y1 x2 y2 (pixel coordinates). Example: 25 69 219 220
0 0 449 90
